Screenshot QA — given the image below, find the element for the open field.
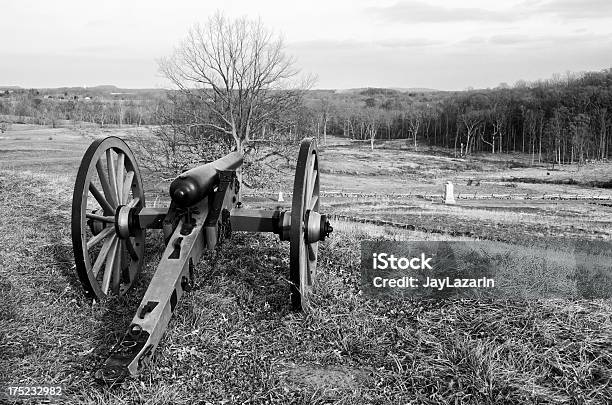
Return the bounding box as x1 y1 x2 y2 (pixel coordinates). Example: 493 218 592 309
252 137 612 243
0 125 611 404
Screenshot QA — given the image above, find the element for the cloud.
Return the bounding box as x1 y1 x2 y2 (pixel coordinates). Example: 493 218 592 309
369 0 612 25
289 39 363 52
72 44 124 54
84 19 111 28
451 32 612 49
537 0 612 19
489 34 531 45
289 37 443 53
70 43 161 60
0 52 159 88
376 38 443 48
290 32 612 63
369 1 522 23
459 36 488 45
288 33 612 91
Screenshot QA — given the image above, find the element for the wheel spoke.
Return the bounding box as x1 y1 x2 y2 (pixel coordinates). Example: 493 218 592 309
101 237 119 294
308 243 317 262
116 152 125 205
96 159 118 208
127 236 141 284
111 240 122 294
86 226 115 251
89 183 115 215
309 194 319 210
106 149 119 207
91 235 116 277
125 238 139 261
301 245 310 287
307 169 317 201
304 156 317 209
122 170 135 204
86 212 115 223
308 153 316 177
126 196 140 209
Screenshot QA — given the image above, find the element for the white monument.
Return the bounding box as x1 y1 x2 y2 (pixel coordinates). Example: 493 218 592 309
444 181 455 204
278 191 284 202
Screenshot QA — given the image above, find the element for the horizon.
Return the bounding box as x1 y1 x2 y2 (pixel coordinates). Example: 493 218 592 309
1 71 605 93
0 84 443 91
2 0 612 90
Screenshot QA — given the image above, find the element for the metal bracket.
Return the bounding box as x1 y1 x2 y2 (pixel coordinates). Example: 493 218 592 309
205 171 236 227
95 325 150 386
204 170 239 250
162 201 181 244
139 301 159 319
180 207 199 235
168 237 183 259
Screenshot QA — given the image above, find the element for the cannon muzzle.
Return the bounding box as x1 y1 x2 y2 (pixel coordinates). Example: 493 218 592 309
170 151 243 207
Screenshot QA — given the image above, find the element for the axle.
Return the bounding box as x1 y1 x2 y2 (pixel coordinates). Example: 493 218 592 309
72 137 331 384
109 206 333 247
230 208 332 242
95 204 331 384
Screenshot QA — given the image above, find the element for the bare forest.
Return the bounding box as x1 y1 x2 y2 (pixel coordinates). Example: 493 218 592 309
3 68 612 168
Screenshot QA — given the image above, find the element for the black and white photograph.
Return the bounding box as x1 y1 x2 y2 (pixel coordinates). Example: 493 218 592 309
0 0 611 403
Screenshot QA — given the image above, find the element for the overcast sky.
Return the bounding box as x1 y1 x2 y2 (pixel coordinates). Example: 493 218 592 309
1 0 611 90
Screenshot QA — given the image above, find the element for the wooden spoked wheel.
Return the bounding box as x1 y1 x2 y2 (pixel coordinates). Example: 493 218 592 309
71 137 145 300
290 138 320 311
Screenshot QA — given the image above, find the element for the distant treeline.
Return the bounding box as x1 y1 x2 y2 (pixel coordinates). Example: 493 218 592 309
3 69 612 165
305 69 612 165
0 87 165 127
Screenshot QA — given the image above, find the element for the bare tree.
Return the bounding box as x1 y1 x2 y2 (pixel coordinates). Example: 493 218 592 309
159 12 309 155
363 108 379 150
459 111 483 155
318 96 334 145
406 108 423 150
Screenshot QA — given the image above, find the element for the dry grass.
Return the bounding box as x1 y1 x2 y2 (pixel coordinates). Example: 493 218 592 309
313 136 612 200
322 197 612 243
1 128 612 403
0 169 611 404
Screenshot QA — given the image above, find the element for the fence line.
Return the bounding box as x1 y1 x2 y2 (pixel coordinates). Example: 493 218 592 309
243 191 612 201
327 213 476 237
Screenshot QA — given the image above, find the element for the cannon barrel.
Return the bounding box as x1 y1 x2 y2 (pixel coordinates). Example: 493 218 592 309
169 151 243 207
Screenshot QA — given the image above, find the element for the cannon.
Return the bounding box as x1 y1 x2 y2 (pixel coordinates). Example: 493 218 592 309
70 136 332 384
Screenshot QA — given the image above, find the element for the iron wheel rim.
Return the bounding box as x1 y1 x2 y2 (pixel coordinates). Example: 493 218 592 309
71 137 145 300
290 138 320 310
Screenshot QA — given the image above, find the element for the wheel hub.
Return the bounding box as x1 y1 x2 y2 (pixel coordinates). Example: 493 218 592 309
305 211 333 243
115 205 132 239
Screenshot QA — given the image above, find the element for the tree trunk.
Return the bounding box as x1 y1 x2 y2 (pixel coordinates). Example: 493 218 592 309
522 122 525 153
538 117 543 163
599 110 606 160
323 117 327 145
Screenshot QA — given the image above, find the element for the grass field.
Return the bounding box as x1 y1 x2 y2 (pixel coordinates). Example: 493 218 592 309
0 124 611 404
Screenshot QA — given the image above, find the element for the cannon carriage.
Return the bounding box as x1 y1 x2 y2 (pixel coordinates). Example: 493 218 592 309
71 136 332 383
